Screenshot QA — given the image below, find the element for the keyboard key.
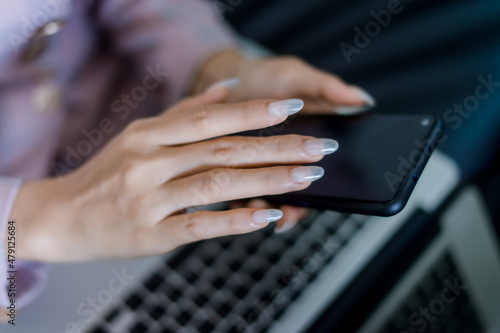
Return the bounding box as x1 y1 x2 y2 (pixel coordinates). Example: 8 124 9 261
199 321 215 333
169 289 182 302
229 261 242 271
160 328 175 333
125 294 144 310
130 322 148 333
177 311 191 325
104 308 120 323
144 274 164 292
216 303 232 317
149 306 166 320
250 269 265 281
212 277 225 289
234 286 248 299
194 294 209 307
185 272 198 284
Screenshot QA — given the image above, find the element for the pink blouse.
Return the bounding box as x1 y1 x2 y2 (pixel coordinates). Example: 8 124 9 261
0 0 237 313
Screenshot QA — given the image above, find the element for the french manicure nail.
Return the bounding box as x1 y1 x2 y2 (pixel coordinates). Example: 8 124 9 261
350 86 376 107
333 86 376 115
251 209 283 225
206 77 241 91
304 138 339 156
291 166 324 183
268 99 304 117
274 220 298 234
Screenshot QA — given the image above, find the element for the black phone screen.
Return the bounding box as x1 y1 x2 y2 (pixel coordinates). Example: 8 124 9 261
246 114 441 203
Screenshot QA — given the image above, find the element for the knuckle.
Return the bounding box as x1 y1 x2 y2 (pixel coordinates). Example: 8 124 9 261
209 139 237 164
225 213 242 232
259 168 279 188
199 168 231 199
282 55 302 66
235 100 272 121
273 135 295 156
190 105 211 132
120 157 144 187
121 120 147 149
184 212 207 240
238 100 264 119
240 141 259 161
329 72 342 81
123 120 144 139
277 73 300 93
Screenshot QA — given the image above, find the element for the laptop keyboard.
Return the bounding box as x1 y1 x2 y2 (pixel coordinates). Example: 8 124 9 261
86 210 368 333
376 252 483 333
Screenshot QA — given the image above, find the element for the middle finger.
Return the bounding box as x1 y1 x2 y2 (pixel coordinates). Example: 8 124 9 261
161 134 338 180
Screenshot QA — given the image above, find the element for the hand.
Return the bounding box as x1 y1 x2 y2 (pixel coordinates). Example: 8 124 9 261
193 51 367 232
12 87 338 262
230 199 310 234
192 50 376 114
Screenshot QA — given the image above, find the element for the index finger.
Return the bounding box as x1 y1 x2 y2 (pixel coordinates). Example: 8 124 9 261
146 99 304 146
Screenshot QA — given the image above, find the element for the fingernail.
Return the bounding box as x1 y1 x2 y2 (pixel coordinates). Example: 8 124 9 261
274 220 298 234
206 77 241 91
291 166 324 183
251 209 283 225
333 86 376 115
304 138 339 156
268 99 304 118
334 104 373 115
350 86 376 106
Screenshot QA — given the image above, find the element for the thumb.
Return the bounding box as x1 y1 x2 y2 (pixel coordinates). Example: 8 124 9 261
163 86 230 116
167 78 240 115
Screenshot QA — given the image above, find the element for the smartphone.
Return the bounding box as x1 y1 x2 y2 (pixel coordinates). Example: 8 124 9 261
241 113 443 216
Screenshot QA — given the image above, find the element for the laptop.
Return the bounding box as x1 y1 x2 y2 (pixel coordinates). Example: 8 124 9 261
356 185 500 333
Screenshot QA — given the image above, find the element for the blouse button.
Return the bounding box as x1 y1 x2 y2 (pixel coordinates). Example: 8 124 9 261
22 20 65 62
32 82 61 115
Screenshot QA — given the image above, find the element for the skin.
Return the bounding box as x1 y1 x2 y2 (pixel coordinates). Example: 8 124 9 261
192 51 368 112
193 50 371 231
9 50 370 262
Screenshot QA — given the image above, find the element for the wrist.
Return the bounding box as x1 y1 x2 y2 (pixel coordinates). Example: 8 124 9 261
191 49 245 94
10 178 67 261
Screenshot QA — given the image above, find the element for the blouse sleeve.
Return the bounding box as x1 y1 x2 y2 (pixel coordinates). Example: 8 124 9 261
96 0 239 105
0 177 48 319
